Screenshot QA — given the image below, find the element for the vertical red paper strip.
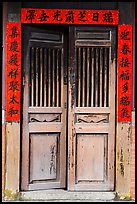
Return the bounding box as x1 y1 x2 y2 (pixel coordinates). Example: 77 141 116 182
21 9 119 25
6 22 21 121
118 25 132 122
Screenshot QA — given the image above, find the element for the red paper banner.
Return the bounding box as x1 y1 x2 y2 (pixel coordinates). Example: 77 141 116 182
21 9 119 25
118 25 132 122
6 23 21 121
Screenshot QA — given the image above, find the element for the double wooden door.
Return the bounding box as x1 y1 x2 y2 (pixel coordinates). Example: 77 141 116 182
21 25 116 191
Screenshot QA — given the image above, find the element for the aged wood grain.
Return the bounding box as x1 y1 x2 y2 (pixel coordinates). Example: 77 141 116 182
29 134 58 182
5 123 20 191
116 123 131 196
76 134 106 182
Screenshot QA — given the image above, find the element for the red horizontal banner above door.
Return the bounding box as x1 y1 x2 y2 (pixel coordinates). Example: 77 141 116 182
21 9 119 25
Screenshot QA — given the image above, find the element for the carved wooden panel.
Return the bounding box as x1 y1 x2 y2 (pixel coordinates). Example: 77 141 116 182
29 133 59 183
29 113 61 123
76 113 109 123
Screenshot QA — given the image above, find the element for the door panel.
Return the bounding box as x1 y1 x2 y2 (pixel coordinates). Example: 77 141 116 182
29 134 58 182
21 25 116 192
68 26 116 191
21 25 67 190
76 134 107 182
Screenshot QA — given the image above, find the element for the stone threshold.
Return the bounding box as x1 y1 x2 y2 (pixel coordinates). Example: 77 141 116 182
19 190 116 201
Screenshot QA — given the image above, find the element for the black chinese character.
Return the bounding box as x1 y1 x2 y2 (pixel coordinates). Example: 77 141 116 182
52 10 63 22
9 26 19 38
25 10 36 22
9 41 19 52
120 96 130 106
103 12 113 23
78 11 87 22
92 13 99 21
121 43 131 55
122 82 128 93
120 70 130 80
9 54 19 66
9 81 19 92
120 57 131 67
38 10 49 22
120 29 130 40
9 94 19 104
8 107 18 117
8 68 19 79
121 108 130 118
65 11 74 23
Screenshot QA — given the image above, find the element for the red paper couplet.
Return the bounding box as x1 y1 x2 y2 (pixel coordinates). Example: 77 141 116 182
118 25 132 122
21 9 119 25
6 22 21 121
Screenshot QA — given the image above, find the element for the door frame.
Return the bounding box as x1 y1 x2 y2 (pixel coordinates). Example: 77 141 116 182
4 8 133 197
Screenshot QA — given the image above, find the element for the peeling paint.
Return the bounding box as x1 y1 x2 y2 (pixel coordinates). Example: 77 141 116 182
120 147 124 176
127 126 131 141
50 145 56 174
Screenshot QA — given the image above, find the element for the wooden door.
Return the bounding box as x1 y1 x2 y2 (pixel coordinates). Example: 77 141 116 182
21 25 67 190
68 26 116 191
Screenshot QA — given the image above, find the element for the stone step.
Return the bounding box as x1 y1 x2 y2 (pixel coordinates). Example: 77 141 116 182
20 190 116 201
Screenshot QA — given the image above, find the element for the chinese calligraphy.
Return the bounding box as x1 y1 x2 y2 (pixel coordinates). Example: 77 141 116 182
118 25 132 122
120 29 130 40
78 11 87 22
21 9 119 25
25 10 36 22
52 10 63 22
38 10 49 22
103 12 113 23
6 23 21 121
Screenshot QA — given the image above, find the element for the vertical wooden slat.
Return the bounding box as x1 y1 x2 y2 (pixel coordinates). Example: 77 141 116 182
91 48 94 107
56 49 60 107
52 49 55 107
78 48 81 107
95 48 99 107
87 48 90 107
104 48 107 107
48 48 51 107
35 48 39 107
40 48 43 107
107 48 109 107
100 48 103 107
30 47 34 107
61 48 63 108
82 48 85 107
59 49 62 107
44 48 47 107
